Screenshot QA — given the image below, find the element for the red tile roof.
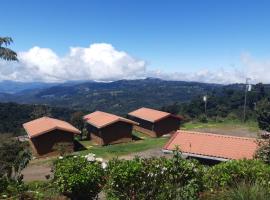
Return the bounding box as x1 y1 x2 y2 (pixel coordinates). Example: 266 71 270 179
84 111 138 128
163 130 259 160
128 107 179 123
23 117 81 138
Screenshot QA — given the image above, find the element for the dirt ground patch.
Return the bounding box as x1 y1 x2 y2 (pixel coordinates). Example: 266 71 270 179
119 147 172 160
22 163 52 182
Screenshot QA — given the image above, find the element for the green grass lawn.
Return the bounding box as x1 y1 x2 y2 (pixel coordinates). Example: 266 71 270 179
75 132 169 159
180 119 260 139
182 119 259 132
29 131 168 165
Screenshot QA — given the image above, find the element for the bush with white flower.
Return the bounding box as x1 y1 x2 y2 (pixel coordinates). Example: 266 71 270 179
105 151 204 200
53 155 106 199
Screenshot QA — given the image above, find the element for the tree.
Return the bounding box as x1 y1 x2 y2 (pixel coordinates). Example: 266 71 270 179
70 111 85 139
257 98 270 132
0 37 18 61
255 139 270 164
0 139 31 181
70 111 84 131
30 105 52 119
255 83 266 100
161 102 180 115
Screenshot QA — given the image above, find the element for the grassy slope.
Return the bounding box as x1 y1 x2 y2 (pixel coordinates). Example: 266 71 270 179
182 120 259 132
181 119 260 139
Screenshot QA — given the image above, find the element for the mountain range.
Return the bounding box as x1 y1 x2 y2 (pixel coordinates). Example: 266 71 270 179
0 78 241 115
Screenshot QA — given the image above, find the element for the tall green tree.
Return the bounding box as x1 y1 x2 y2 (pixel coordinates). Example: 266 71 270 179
0 139 31 181
257 98 270 132
30 105 52 119
70 111 84 131
0 37 18 61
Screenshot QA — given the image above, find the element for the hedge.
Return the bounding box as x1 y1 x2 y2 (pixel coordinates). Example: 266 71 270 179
51 154 270 200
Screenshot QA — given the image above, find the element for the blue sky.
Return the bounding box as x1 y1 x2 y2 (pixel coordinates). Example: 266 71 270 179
1 0 270 83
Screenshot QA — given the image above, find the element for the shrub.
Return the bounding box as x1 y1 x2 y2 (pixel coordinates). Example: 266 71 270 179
53 155 106 199
105 152 204 200
214 116 224 123
0 177 8 193
226 113 239 121
53 142 73 156
203 159 270 193
257 98 270 132
255 139 270 164
220 182 270 200
202 182 270 200
0 180 28 199
198 114 208 123
0 139 31 181
23 181 57 199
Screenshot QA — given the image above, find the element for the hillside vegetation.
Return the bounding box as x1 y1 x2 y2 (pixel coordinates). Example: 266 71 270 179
0 103 78 135
0 79 270 135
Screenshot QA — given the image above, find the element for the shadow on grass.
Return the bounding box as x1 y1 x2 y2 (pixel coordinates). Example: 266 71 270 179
74 140 87 151
132 134 143 141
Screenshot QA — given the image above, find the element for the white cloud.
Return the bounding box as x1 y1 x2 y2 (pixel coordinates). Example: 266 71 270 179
148 67 246 84
240 53 270 83
0 43 269 84
0 43 146 82
148 53 270 84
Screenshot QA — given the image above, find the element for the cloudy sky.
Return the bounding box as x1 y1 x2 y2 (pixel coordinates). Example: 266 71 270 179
2 0 270 83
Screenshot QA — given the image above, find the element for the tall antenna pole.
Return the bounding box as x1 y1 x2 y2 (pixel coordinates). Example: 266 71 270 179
203 95 207 117
243 78 251 122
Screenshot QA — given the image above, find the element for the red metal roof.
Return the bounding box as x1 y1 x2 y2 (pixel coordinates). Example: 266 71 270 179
23 117 81 138
84 111 138 128
128 107 173 122
163 130 259 160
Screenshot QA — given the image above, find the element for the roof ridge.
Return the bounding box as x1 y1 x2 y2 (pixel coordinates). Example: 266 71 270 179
178 130 257 141
129 107 170 114
84 111 138 128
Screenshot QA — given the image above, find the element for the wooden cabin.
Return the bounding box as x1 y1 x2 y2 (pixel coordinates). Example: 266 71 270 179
23 117 80 157
127 107 182 137
84 111 138 145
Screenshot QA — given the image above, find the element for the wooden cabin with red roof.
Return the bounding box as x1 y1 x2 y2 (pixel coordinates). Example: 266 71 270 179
127 107 182 137
163 130 259 164
23 117 81 157
83 111 138 145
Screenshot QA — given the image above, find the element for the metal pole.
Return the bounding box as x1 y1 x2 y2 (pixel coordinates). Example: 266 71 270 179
243 84 247 122
205 98 207 116
203 95 207 117
243 78 251 122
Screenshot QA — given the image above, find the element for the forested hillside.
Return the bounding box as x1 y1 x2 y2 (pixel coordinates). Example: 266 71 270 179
0 79 269 135
162 83 270 122
0 78 222 114
0 103 79 135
